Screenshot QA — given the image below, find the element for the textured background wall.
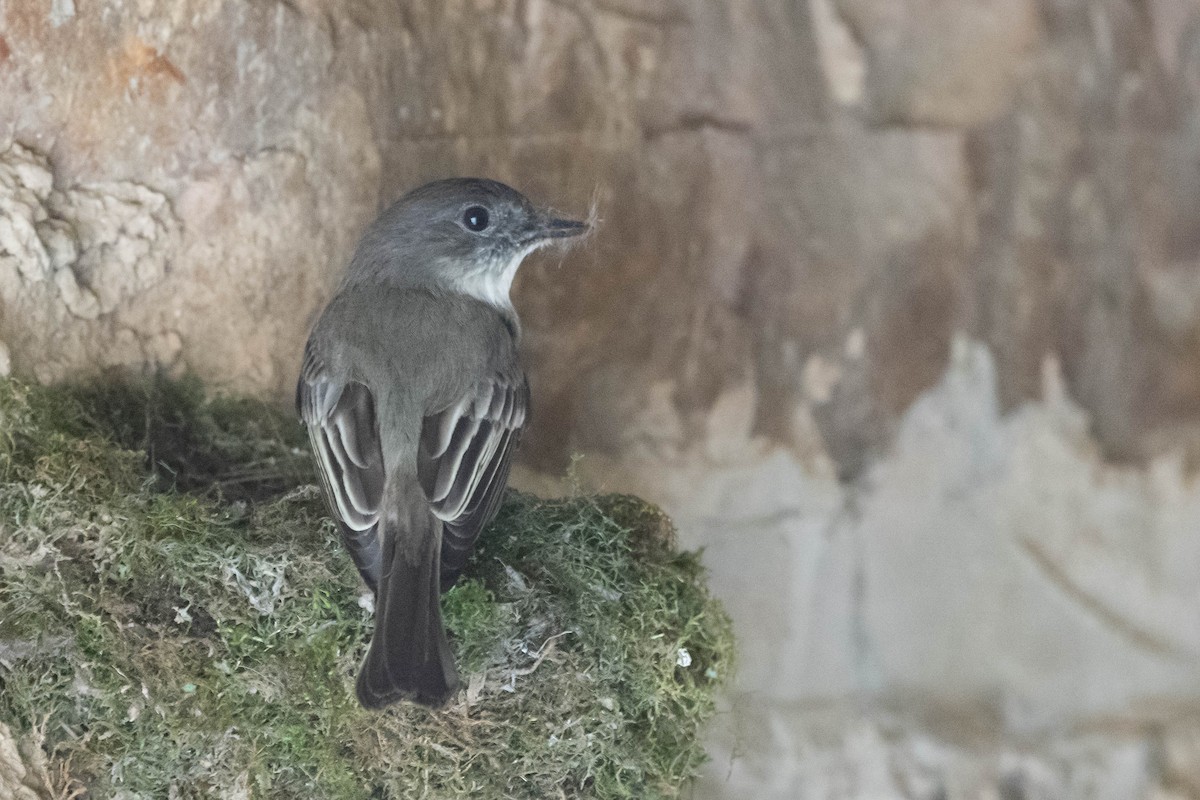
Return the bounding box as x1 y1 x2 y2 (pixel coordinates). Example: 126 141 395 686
3 0 1200 797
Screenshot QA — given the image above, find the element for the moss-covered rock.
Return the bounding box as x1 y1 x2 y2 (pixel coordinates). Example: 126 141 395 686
0 377 734 799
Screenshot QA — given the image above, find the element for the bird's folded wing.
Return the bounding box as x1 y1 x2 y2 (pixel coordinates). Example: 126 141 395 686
417 373 529 586
297 348 385 589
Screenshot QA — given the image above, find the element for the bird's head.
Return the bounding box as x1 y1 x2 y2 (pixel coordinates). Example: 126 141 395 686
350 178 589 308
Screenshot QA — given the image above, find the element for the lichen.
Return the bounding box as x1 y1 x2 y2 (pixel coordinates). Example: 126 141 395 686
0 376 734 799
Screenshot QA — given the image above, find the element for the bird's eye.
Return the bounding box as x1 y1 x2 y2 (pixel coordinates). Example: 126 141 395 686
462 205 490 232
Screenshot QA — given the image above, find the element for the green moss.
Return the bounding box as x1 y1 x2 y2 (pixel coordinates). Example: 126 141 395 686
0 376 734 799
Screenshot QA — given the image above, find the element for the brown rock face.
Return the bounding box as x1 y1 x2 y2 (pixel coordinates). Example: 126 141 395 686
838 0 1042 126
3 1 1200 797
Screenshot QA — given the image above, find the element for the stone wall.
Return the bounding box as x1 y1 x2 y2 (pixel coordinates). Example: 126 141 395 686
3 0 1199 796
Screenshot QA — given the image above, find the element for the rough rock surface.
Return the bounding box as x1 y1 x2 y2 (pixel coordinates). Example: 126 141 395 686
2 0 1199 797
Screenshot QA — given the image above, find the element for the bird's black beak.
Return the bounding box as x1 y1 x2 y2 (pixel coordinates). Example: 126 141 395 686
535 214 588 240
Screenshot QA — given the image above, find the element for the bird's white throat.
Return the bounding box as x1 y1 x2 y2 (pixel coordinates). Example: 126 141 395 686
449 241 547 310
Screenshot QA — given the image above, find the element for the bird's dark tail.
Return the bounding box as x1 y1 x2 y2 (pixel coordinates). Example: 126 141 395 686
355 485 458 709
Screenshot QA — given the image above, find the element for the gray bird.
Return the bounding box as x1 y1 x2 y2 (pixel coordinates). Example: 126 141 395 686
296 178 586 708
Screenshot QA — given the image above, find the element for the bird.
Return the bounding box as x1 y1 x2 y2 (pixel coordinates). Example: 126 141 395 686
296 178 587 708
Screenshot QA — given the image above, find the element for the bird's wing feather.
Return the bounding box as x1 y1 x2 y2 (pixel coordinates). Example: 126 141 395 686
417 372 528 587
297 346 385 590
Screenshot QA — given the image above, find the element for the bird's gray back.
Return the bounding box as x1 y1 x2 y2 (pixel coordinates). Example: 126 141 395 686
307 285 520 466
